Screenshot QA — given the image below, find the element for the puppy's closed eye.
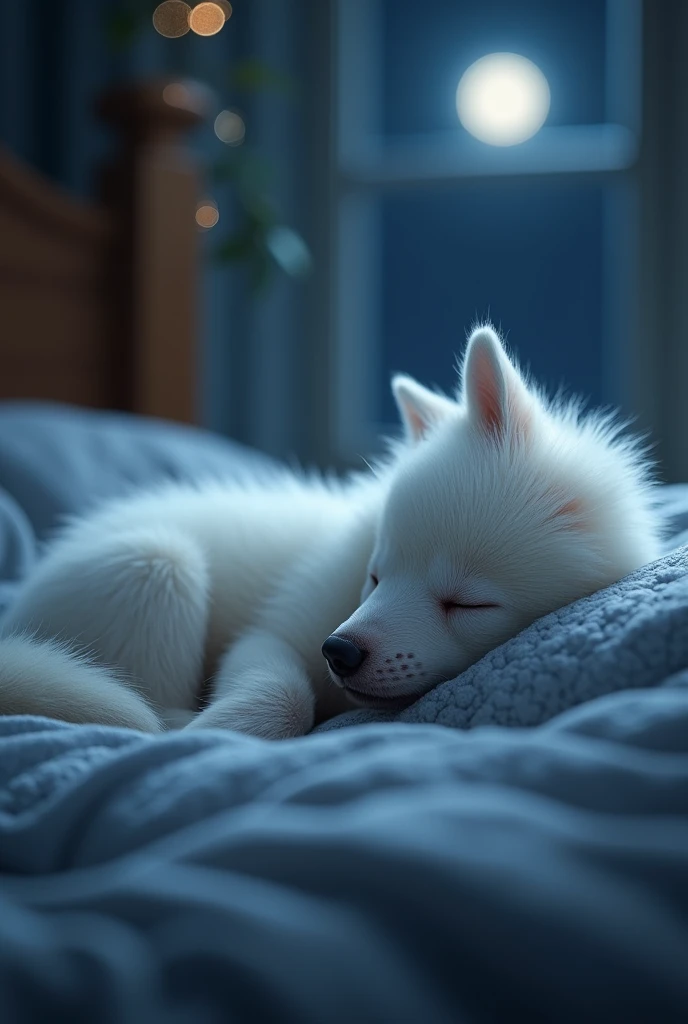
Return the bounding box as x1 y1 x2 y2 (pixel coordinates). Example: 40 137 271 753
441 599 499 614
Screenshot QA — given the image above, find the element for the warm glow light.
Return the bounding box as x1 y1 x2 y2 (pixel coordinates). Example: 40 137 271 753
189 2 225 36
456 53 550 146
162 82 192 108
214 0 233 20
214 109 245 145
196 201 220 229
153 1 191 38
162 80 212 114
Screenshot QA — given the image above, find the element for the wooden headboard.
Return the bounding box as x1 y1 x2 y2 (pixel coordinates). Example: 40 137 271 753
0 78 211 424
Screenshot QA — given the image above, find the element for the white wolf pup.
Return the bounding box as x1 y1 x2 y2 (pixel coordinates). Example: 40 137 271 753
0 326 661 736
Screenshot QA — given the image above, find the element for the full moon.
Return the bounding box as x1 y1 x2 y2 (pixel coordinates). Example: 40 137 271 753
456 53 550 146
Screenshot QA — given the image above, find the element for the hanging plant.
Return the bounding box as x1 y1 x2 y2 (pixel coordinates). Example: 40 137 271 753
105 0 312 293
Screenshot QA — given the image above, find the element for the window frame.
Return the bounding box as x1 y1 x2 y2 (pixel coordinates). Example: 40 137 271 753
310 0 644 466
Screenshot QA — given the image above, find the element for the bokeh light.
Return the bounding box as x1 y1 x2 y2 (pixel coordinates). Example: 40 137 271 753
189 3 225 36
153 1 191 38
162 80 213 114
266 226 313 277
214 109 246 146
213 1 233 20
196 201 220 230
456 53 550 146
162 82 192 108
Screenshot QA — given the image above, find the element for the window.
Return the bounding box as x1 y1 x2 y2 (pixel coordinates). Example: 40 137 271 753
323 0 642 463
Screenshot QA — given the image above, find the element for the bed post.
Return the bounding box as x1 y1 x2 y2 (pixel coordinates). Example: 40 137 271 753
97 79 213 424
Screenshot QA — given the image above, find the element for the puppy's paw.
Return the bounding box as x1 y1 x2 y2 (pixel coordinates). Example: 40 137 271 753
185 677 315 740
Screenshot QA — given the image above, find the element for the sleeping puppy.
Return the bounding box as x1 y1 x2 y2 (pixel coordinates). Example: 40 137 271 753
0 326 661 736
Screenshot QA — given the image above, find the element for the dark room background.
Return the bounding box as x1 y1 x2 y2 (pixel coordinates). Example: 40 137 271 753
1 0 687 480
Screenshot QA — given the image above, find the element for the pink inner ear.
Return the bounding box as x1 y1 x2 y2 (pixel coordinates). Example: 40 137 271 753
550 497 586 530
472 348 505 437
406 404 428 440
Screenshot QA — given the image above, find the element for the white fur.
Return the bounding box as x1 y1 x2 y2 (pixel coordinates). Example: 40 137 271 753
0 634 162 731
0 325 663 736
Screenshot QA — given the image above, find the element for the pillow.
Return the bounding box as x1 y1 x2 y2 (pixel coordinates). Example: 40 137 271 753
0 402 280 541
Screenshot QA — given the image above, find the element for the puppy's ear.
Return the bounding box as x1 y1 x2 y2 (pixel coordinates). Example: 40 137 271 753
461 325 532 442
392 375 456 442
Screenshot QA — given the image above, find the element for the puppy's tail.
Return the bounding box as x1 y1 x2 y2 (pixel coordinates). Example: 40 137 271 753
0 634 163 733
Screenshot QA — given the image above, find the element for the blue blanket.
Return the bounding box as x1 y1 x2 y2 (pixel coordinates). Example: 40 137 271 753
0 404 687 1022
1 684 688 1023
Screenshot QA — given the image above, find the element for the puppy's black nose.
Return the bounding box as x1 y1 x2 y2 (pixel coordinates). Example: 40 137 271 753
322 635 367 677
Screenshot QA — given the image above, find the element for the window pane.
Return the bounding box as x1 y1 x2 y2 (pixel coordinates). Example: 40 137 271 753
379 181 608 424
381 0 607 137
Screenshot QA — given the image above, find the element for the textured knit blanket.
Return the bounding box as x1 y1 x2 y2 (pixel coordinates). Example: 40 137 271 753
319 486 688 732
0 410 687 1022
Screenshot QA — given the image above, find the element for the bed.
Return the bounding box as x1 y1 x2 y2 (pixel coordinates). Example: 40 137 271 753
0 78 205 425
0 82 687 1024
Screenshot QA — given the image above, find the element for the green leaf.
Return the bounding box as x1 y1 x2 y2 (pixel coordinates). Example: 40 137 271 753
211 151 274 199
243 195 277 227
228 59 296 97
106 9 144 51
215 230 256 264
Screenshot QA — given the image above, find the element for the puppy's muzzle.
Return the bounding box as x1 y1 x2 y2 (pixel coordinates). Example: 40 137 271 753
321 635 367 678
